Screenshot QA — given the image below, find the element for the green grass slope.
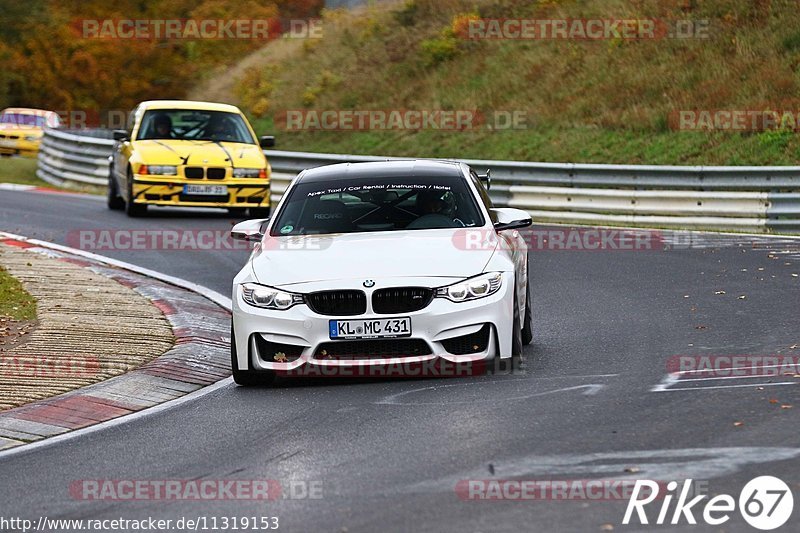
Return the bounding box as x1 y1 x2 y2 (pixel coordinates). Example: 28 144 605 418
234 0 800 165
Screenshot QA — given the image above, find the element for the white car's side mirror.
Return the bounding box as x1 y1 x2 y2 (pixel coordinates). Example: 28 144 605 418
231 218 269 241
491 208 532 232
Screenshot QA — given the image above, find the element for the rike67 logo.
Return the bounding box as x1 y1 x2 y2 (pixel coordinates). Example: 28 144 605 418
623 476 794 530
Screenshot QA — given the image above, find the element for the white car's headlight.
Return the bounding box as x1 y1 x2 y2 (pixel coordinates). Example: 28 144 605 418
233 168 265 178
241 283 304 310
435 272 503 303
148 165 177 175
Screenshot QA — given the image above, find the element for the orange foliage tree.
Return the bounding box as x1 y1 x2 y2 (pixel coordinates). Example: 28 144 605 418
0 0 323 115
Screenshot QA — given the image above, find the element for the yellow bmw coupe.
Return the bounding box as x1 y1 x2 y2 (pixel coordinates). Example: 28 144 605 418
108 100 275 217
0 107 61 157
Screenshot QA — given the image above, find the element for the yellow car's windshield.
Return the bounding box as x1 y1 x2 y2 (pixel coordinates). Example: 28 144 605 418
0 112 47 128
137 109 256 144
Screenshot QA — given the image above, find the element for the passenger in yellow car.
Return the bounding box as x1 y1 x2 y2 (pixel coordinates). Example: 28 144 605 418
204 115 237 141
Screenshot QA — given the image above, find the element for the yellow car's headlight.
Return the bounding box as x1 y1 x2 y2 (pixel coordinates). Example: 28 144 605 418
140 165 177 176
233 168 267 178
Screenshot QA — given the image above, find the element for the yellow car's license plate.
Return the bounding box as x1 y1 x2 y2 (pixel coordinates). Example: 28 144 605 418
183 184 228 195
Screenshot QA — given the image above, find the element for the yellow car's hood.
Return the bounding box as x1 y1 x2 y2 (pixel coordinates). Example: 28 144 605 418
133 139 266 168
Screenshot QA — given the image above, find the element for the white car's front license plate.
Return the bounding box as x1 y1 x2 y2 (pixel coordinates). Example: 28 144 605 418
183 184 228 196
329 317 412 340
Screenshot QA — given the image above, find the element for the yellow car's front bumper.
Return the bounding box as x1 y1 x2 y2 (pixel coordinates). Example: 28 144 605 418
131 176 271 209
0 137 40 157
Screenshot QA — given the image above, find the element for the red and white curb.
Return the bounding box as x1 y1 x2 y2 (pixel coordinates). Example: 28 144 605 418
0 233 233 453
0 183 87 195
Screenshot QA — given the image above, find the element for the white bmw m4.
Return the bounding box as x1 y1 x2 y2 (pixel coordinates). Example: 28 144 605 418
230 160 532 385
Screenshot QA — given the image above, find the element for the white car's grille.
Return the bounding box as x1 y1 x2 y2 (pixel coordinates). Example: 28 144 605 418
372 287 433 314
314 338 432 360
306 290 367 316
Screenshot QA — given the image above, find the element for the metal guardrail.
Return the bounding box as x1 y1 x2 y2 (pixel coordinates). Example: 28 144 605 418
36 128 113 187
35 129 800 233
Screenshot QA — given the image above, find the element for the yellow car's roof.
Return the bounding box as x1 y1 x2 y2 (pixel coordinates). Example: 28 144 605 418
1 107 59 117
138 100 243 114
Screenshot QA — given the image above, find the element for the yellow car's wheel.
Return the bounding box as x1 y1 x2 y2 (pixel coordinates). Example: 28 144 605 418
107 166 124 211
125 168 147 217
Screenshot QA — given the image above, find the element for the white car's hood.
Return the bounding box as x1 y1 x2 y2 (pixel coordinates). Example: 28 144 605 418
251 229 497 287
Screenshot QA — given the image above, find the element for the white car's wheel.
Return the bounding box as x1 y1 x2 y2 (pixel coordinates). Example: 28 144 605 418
511 289 523 358
521 262 533 346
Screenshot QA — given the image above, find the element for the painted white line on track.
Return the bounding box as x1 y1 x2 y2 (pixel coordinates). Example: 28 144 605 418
0 182 105 199
0 231 235 461
650 373 680 392
402 447 800 495
651 372 799 392
655 382 797 392
674 374 796 383
0 183 36 191
376 382 607 406
677 364 796 376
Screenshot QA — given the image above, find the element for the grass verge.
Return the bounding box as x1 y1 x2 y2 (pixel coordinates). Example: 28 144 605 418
0 156 104 194
0 266 36 321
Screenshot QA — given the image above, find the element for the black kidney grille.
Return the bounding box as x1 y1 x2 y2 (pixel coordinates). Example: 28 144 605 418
372 287 433 314
306 290 366 316
206 167 226 179
184 167 204 179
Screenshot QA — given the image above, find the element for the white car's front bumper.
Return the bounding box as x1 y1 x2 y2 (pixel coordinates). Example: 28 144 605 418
231 273 515 376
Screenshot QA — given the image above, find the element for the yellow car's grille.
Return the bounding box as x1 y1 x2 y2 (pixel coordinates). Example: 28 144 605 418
183 167 227 179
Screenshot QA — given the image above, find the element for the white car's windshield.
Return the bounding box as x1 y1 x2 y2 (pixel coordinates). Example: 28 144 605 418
271 176 485 236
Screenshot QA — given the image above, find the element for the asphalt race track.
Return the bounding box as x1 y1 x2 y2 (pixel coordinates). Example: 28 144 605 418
1 189 799 531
